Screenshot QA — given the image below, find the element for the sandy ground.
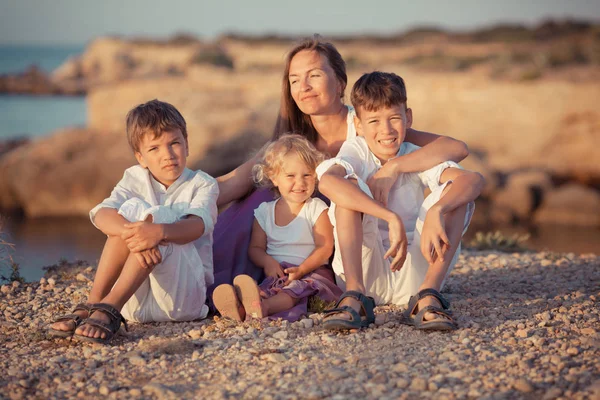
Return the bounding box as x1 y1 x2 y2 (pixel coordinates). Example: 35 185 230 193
1 250 599 399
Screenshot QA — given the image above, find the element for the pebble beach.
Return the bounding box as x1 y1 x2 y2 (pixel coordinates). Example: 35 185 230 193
1 250 599 399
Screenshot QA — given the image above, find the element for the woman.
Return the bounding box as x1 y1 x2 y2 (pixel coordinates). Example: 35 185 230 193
209 35 468 302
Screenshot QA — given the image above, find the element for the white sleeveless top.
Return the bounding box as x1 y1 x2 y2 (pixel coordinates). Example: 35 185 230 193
254 197 329 265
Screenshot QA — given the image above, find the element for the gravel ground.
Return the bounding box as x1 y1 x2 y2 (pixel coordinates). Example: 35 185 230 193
1 251 599 400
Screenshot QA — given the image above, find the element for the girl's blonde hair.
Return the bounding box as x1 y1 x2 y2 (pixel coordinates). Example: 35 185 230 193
252 133 326 197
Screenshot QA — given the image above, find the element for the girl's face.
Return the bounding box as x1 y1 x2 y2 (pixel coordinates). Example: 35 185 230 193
271 152 316 205
288 50 343 116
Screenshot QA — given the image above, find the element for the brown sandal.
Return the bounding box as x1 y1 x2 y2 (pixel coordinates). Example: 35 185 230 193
47 303 91 338
73 303 128 344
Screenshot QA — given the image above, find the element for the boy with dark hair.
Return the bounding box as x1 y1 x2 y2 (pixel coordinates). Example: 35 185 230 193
48 99 219 343
317 72 484 331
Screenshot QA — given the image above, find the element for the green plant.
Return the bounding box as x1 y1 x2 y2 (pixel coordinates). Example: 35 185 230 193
191 46 234 69
307 296 336 313
467 231 530 252
0 229 23 284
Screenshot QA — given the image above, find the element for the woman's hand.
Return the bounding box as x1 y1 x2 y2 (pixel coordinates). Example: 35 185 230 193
367 162 399 207
121 221 164 252
420 205 450 264
264 259 286 278
385 213 408 271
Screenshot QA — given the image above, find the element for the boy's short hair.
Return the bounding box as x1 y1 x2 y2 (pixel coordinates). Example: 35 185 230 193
350 72 408 116
126 99 188 153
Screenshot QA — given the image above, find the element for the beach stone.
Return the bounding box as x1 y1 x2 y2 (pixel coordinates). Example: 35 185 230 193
272 330 288 340
300 319 314 329
410 378 428 391
99 386 109 396
580 328 596 335
514 378 534 393
516 329 530 338
261 353 286 363
76 274 88 282
128 355 146 366
396 378 409 389
187 329 202 340
129 388 142 396
1 286 10 294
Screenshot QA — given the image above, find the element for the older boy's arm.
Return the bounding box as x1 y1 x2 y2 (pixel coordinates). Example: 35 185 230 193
284 211 334 282
368 129 469 206
248 219 286 278
320 165 408 270
94 208 130 237
123 216 206 252
421 168 484 263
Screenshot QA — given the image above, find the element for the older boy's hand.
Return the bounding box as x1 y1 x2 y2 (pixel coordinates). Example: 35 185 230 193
385 214 408 271
122 221 165 252
367 162 399 207
134 247 162 269
421 205 450 264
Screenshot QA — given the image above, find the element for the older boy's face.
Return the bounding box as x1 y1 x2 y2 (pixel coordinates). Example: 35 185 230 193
135 129 188 188
355 104 412 164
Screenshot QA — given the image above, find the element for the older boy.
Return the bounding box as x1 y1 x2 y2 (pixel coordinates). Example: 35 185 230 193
48 99 219 343
317 72 484 331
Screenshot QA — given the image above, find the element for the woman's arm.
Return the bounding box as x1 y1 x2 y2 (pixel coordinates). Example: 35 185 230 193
284 211 334 282
216 153 259 207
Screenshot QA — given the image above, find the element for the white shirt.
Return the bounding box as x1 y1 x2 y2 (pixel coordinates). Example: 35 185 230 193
254 197 329 265
316 136 461 249
90 165 219 285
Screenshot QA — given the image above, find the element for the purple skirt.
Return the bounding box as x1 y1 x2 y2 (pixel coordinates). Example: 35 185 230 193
259 263 342 322
208 189 274 307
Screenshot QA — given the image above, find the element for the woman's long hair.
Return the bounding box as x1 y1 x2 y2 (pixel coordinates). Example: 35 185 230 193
272 35 347 144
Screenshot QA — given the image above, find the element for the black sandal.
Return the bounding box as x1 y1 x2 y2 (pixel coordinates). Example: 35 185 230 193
47 303 91 338
73 303 128 344
322 290 376 331
401 288 457 331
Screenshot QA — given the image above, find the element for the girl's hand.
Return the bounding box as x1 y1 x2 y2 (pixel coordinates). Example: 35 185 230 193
385 213 408 271
264 260 286 278
420 205 450 264
122 221 164 252
367 162 399 207
283 266 306 284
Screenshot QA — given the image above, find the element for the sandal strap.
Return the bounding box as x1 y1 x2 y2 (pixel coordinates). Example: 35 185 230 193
329 290 375 325
89 303 128 332
72 303 91 314
415 305 456 326
417 288 451 309
53 313 83 325
323 305 362 323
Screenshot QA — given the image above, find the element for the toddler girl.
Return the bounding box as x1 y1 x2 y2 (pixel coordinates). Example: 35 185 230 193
213 134 341 322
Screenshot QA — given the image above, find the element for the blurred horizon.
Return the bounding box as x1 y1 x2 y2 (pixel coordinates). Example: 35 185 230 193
2 0 599 45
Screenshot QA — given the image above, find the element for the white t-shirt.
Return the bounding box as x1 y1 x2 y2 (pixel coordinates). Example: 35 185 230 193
316 136 461 250
254 197 329 265
89 165 219 285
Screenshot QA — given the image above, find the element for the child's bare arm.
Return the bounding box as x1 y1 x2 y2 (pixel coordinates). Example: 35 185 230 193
248 219 285 278
122 216 206 253
320 165 408 271
94 208 130 237
368 130 469 206
284 210 334 282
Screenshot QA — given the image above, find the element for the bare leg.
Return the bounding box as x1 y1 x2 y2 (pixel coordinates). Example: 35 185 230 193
51 236 129 332
262 292 298 316
417 201 468 321
324 206 366 320
75 252 152 339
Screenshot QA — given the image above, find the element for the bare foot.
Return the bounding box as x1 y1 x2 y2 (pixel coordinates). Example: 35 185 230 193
74 310 112 340
50 308 89 333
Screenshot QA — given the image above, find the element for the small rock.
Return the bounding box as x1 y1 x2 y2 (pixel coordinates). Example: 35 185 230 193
580 328 595 335
47 278 56 286
11 281 20 288
516 329 530 338
128 355 146 366
410 378 427 391
300 319 314 329
566 347 579 356
514 378 534 393
129 388 142 396
375 314 386 326
76 274 88 282
188 329 202 340
261 353 287 363
272 331 288 340
99 386 109 396
392 362 408 373
396 378 409 389
372 373 388 384
0 286 9 294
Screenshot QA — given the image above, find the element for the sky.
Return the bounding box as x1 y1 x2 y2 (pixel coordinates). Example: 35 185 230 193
1 0 599 45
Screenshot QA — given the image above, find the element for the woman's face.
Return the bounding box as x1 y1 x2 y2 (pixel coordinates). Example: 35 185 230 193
288 50 342 116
